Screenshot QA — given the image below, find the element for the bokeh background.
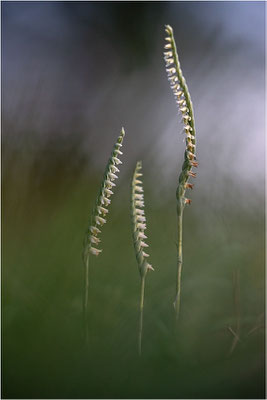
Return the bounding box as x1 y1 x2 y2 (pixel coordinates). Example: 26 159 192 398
2 1 265 398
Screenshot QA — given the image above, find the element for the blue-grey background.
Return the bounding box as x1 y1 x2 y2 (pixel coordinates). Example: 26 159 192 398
2 1 265 398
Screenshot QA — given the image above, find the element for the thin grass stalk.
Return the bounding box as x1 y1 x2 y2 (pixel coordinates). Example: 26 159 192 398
164 25 197 322
138 276 145 356
83 127 125 344
175 213 183 319
83 256 90 344
131 161 154 355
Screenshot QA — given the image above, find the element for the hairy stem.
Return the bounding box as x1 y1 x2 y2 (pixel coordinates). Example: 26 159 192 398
138 276 145 356
175 211 183 322
83 255 90 345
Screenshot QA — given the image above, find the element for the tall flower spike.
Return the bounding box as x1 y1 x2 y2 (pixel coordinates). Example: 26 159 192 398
164 24 197 210
82 127 125 344
164 25 197 323
131 161 154 356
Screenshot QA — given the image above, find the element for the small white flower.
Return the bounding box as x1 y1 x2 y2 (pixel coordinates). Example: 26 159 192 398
110 165 119 173
165 36 171 42
95 216 106 225
164 43 172 49
166 67 176 76
137 223 146 230
147 263 154 271
106 180 116 188
165 25 173 34
135 179 142 185
89 247 102 256
97 206 109 215
177 99 186 106
165 58 174 67
135 186 143 193
187 142 195 149
138 232 147 239
140 241 148 248
104 188 113 196
174 90 183 98
134 193 144 201
90 236 101 244
186 133 194 140
113 157 122 165
136 215 146 223
171 83 180 90
114 149 123 156
90 226 101 235
135 208 145 215
183 115 191 123
100 195 111 206
108 172 118 180
142 251 149 258
164 51 173 58
186 150 195 159
180 106 189 114
135 200 144 208
168 75 178 83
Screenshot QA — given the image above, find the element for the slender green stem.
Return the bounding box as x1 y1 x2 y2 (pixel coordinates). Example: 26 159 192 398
174 210 183 322
138 276 146 356
164 26 197 328
229 268 241 354
83 255 90 345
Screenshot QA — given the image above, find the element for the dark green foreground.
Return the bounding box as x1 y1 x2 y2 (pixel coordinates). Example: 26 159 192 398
2 173 265 399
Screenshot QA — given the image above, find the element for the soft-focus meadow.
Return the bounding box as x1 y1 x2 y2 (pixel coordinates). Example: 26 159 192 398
2 2 265 399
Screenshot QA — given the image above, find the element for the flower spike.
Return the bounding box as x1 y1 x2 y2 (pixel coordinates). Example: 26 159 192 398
164 25 197 209
131 161 154 356
131 161 153 278
164 25 197 323
83 127 125 260
82 127 125 344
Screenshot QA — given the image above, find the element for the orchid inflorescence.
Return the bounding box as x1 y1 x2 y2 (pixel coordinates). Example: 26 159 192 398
131 160 154 355
131 161 154 278
164 25 197 212
83 127 125 260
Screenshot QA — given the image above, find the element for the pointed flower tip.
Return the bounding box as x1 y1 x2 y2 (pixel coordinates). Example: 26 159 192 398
147 263 154 272
136 160 142 169
188 171 196 178
185 183 194 190
165 24 173 34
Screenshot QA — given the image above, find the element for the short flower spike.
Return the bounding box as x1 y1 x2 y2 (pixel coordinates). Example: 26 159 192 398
83 127 125 261
82 127 125 344
131 161 154 278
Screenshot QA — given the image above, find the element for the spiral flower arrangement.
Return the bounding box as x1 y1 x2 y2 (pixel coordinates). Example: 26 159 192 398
83 127 125 260
164 25 197 321
131 161 154 355
83 127 125 343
